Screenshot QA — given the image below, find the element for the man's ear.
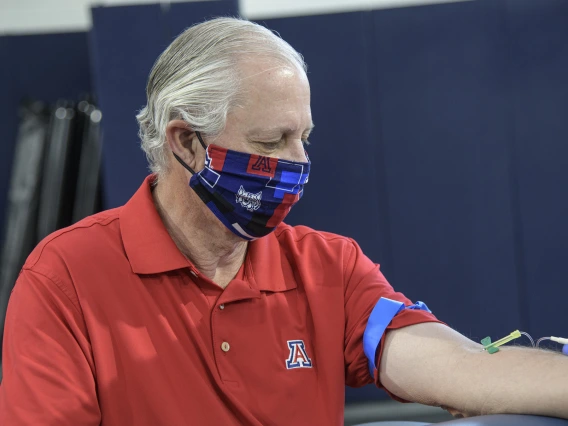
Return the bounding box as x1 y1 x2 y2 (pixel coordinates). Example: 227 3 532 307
165 120 201 170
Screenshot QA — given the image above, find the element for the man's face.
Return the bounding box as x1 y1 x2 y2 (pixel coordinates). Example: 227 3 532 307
211 58 313 163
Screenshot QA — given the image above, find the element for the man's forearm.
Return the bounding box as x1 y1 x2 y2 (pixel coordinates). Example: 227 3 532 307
452 345 567 417
379 323 568 418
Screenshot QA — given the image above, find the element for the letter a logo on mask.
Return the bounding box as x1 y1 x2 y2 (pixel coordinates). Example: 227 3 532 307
252 156 272 173
236 186 262 212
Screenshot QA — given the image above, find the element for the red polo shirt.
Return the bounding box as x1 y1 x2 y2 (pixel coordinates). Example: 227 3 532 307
0 176 440 425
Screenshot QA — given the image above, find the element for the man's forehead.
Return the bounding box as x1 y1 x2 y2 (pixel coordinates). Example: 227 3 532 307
240 63 298 81
239 57 300 76
232 58 312 136
238 59 308 93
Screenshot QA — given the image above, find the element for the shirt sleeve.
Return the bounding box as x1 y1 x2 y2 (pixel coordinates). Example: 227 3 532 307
343 239 443 401
0 268 101 425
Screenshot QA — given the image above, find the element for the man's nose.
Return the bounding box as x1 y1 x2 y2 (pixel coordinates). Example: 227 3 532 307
286 139 309 163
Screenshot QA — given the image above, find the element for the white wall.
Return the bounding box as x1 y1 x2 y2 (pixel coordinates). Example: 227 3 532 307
0 0 471 35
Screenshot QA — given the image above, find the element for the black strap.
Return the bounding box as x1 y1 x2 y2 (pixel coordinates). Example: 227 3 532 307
172 131 207 175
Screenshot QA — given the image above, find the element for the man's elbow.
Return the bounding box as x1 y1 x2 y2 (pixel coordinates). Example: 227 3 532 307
378 323 482 409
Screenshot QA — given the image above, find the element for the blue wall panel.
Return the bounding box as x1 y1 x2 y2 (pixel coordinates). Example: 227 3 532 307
506 0 568 339
90 4 168 209
90 0 238 209
0 32 91 243
369 1 522 339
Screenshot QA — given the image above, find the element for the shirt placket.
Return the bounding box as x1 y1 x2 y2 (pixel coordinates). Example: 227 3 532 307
211 279 261 385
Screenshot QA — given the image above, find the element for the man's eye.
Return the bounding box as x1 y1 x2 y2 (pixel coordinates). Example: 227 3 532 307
262 142 281 150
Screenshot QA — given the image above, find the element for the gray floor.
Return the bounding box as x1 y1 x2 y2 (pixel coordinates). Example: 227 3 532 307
345 400 454 425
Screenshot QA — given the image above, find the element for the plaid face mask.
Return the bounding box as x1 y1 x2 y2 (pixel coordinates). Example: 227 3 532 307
174 132 310 240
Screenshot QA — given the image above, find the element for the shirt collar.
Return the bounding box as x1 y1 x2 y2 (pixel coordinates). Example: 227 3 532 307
120 175 191 274
121 176 298 293
244 229 298 293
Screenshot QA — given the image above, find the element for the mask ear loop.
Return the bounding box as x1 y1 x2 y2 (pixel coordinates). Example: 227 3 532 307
195 131 207 149
172 131 208 175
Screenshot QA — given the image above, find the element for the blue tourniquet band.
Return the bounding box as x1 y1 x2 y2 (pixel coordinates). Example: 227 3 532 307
363 297 432 376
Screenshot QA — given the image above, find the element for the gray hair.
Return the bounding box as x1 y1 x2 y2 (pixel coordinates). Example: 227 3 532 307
136 17 307 177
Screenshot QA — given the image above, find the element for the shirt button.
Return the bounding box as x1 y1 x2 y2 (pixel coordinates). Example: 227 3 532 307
189 270 197 277
221 342 230 352
219 304 225 310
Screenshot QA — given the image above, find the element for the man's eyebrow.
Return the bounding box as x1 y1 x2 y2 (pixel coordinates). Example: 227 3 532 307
249 124 315 136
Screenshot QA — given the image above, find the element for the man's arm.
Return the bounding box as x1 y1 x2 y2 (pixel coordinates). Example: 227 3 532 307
379 322 568 418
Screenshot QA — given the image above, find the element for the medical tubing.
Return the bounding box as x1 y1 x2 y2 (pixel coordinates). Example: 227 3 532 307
536 337 551 348
520 331 535 347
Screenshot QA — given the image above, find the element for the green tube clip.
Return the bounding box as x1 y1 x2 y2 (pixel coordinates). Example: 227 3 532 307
481 330 522 354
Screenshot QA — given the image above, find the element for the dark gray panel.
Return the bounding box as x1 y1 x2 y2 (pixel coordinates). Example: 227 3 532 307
0 32 91 243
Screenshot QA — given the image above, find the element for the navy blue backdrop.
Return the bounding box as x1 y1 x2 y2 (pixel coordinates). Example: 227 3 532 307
506 0 568 345
370 0 522 337
2 0 568 404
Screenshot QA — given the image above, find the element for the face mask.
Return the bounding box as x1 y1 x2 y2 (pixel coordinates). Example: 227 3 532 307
173 132 310 240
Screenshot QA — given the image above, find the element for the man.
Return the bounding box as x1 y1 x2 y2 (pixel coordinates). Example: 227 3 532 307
0 17 566 425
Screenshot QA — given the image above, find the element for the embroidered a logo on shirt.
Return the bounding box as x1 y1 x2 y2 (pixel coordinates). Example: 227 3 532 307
236 186 262 211
286 340 313 369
